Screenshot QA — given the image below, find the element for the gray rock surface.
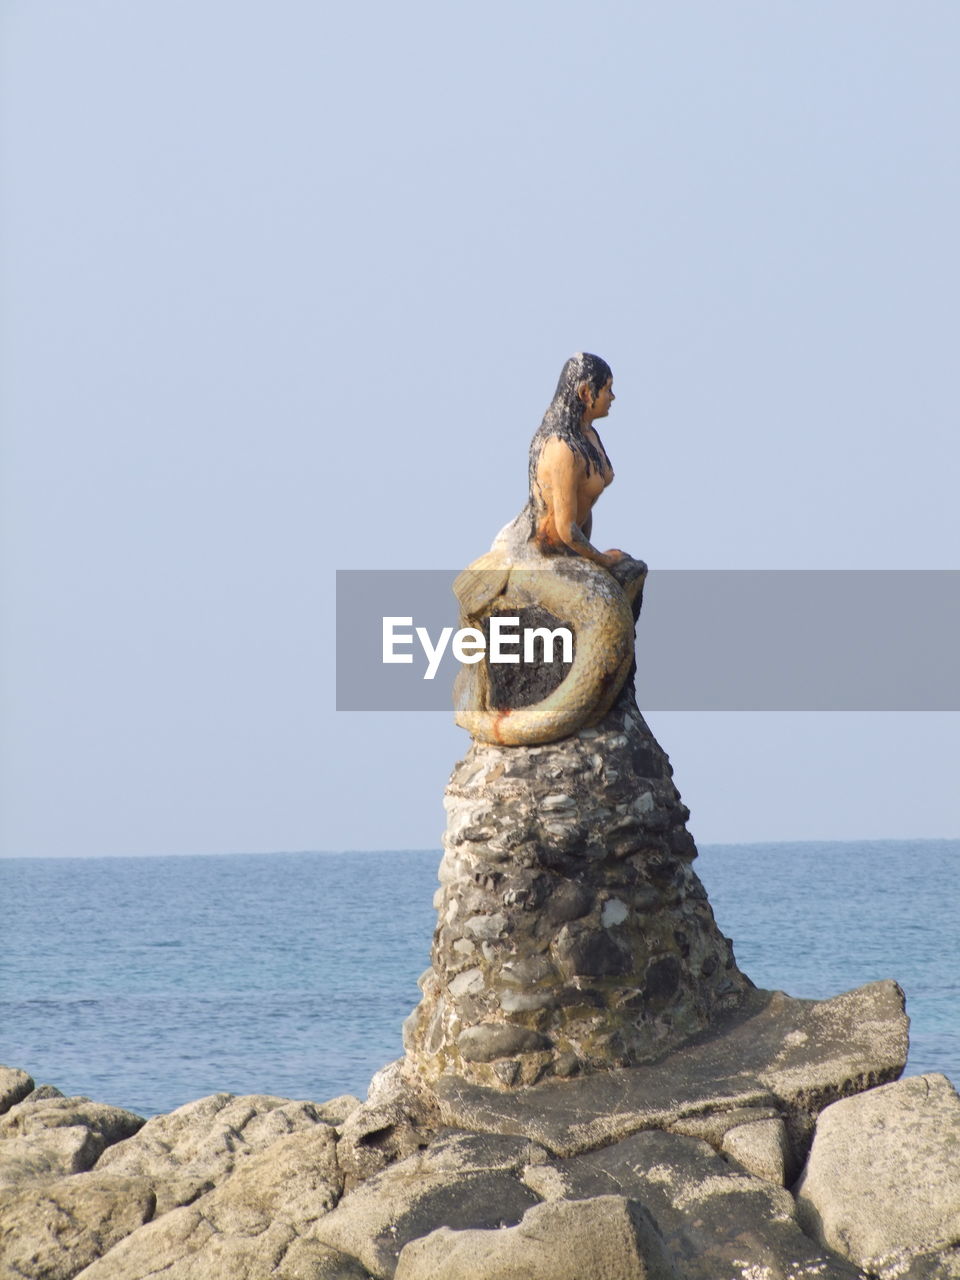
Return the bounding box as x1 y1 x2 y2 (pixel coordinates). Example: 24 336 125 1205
0 1066 33 1116
22 1085 67 1103
314 1130 546 1278
284 1243 374 1278
428 979 908 1159
795 1073 960 1276
393 1195 680 1280
665 1102 781 1145
546 1129 862 1279
0 1050 951 1280
721 1116 792 1185
898 1248 960 1279
71 1124 344 1280
316 1094 364 1126
0 1173 156 1280
0 1095 145 1187
94 1091 326 1190
0 1128 105 1186
337 1063 439 1190
0 1096 144 1149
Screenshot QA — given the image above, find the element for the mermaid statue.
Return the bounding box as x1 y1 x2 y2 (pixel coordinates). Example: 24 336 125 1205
454 353 647 745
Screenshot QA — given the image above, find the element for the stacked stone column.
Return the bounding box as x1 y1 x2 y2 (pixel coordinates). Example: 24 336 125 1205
404 693 752 1090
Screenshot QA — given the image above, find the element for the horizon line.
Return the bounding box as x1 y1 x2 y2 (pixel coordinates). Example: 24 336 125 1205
2 835 959 862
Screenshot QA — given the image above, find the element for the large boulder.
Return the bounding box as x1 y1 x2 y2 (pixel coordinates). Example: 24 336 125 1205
0 1067 34 1116
94 1092 327 1191
0 1129 104 1186
0 1173 155 1280
68 1124 345 1280
0 1096 144 1187
21 1085 66 1103
0 1096 144 1148
795 1073 960 1276
533 1129 862 1279
313 1130 546 1278
394 1195 680 1280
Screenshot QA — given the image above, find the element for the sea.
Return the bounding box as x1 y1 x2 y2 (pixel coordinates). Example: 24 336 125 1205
1 840 957 1118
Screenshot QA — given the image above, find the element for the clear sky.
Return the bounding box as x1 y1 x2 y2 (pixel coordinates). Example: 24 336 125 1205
1 1 957 858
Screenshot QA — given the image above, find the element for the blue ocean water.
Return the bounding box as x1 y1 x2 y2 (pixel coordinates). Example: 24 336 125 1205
1 841 957 1118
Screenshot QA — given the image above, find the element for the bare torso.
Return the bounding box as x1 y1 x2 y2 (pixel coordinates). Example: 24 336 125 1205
532 429 622 568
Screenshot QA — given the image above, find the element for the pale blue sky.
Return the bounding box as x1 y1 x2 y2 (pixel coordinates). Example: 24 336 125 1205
2 1 957 857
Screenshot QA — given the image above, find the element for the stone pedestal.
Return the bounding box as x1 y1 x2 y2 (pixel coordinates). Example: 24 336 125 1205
404 691 754 1089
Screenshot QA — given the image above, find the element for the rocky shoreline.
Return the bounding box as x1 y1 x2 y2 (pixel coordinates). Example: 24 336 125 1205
5 704 958 1277
3 985 959 1279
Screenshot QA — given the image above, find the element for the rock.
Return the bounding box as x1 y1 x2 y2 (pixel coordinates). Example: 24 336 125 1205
22 1085 66 1103
337 1065 438 1190
519 1161 570 1200
405 1129 551 1174
431 979 908 1159
282 1242 374 1278
721 1116 792 1185
0 1173 156 1280
0 1097 338 1278
393 1195 680 1280
140 1175 213 1219
0 1096 144 1149
71 1125 343 1279
202 1123 342 1232
0 1128 104 1185
314 1130 544 1278
554 922 632 978
497 988 558 1014
458 1024 552 1063
897 1247 960 1278
316 1095 364 1128
0 1066 35 1116
71 1204 291 1279
795 1073 960 1275
462 913 508 941
0 1095 144 1185
448 967 484 999
94 1092 326 1189
665 1103 781 1146
549 1129 861 1278
540 879 593 926
366 1061 422 1110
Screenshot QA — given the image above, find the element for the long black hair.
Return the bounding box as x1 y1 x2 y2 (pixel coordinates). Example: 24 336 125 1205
527 352 612 507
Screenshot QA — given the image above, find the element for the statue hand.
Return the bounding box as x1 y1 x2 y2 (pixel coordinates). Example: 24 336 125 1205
603 549 626 565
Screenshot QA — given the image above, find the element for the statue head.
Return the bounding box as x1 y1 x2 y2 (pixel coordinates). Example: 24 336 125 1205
551 353 613 426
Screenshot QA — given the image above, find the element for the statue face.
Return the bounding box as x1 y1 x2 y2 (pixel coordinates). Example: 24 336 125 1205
580 377 615 421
